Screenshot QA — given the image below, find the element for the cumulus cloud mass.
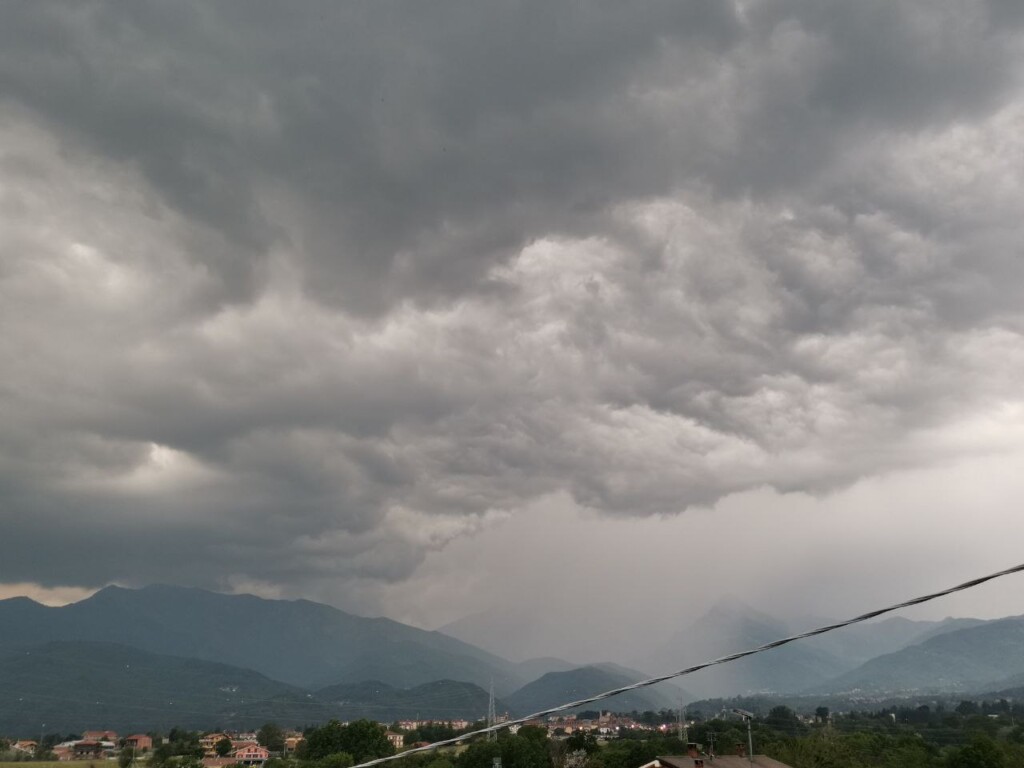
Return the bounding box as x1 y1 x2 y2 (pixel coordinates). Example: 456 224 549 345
2 0 1024 619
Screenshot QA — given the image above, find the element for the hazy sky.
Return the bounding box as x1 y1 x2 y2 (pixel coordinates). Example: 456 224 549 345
2 1 1024 663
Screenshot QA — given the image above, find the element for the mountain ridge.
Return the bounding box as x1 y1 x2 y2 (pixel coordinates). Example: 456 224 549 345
808 616 1024 695
504 664 691 717
0 640 304 733
0 584 525 694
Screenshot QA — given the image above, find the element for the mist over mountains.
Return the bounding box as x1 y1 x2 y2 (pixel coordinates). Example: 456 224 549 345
0 586 679 733
504 664 690 717
441 594 1007 699
1 585 1022 734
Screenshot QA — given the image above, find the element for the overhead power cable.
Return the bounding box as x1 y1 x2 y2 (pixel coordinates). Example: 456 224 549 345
351 561 1024 768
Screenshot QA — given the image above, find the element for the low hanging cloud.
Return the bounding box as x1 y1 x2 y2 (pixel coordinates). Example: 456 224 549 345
1 0 1023 597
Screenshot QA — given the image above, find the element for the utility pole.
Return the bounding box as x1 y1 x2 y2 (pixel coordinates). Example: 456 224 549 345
732 709 754 764
678 694 688 744
678 695 683 742
488 679 497 741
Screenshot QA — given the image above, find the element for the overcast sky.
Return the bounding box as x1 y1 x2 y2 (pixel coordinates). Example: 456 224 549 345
2 0 1024 663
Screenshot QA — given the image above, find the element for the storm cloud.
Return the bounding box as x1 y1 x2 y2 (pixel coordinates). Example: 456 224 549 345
2 0 1023 606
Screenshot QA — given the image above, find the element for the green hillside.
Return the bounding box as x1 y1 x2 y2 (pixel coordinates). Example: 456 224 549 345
316 679 499 721
811 616 1024 694
0 641 305 733
0 643 510 734
0 585 523 693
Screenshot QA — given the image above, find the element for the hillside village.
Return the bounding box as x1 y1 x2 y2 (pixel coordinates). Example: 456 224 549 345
0 715 799 768
6 701 1024 768
0 713 696 765
5 730 290 767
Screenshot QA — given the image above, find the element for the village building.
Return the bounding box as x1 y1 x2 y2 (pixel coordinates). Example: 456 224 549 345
82 731 118 743
72 741 107 760
233 745 270 766
51 744 75 761
123 735 153 753
200 733 230 755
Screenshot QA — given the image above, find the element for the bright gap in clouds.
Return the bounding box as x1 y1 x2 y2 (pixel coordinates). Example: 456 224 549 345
0 583 98 607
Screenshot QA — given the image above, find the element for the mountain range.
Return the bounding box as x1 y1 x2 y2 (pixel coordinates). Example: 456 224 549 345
0 585 522 694
809 616 1024 695
1 584 1021 735
0 586 678 734
623 600 998 698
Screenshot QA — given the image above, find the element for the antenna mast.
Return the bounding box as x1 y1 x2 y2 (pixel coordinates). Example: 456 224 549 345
488 679 497 741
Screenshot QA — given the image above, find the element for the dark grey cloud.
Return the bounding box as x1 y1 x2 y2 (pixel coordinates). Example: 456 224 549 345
0 0 741 312
1 0 1023 606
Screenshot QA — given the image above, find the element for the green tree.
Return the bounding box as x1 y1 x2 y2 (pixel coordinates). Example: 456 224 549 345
517 726 548 747
955 701 980 717
881 736 935 768
341 720 395 763
151 743 175 767
304 720 394 763
769 732 857 768
304 721 348 759
563 734 598 755
963 715 1000 738
455 740 501 768
411 724 457 744
317 753 355 768
259 723 286 753
216 738 233 757
500 733 550 768
765 706 804 736
946 736 1006 768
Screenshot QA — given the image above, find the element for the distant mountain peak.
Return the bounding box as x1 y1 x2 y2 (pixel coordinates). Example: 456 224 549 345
694 597 786 633
0 595 45 608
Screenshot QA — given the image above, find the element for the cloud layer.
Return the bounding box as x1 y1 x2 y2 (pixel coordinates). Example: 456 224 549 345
2 0 1023 602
